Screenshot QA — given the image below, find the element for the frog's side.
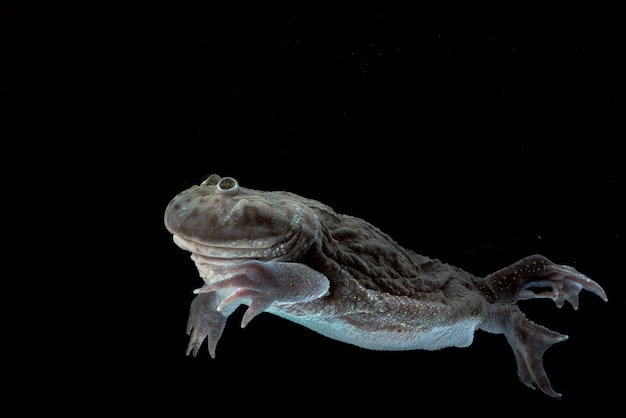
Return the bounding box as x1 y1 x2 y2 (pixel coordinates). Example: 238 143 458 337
164 174 607 398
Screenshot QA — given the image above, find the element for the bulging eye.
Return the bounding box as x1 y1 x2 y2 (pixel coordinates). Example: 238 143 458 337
216 177 239 195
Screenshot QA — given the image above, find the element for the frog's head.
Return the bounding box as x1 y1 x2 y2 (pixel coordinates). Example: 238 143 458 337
164 174 321 262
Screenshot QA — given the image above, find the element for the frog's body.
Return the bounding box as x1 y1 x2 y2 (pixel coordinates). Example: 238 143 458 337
164 174 607 398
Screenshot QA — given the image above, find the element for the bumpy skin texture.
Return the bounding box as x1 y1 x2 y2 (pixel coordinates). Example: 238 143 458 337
164 174 607 398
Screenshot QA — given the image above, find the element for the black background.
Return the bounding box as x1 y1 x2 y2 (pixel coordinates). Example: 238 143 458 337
4 3 623 414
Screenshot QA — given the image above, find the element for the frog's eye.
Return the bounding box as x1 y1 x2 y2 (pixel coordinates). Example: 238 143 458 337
216 177 239 195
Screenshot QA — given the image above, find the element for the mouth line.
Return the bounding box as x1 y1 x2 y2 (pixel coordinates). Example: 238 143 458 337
172 233 298 260
190 252 254 266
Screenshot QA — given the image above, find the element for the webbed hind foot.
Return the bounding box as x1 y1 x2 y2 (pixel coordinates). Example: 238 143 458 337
478 254 607 397
481 304 568 398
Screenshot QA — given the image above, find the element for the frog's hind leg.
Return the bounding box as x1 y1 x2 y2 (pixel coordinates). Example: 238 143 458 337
477 254 607 397
481 304 568 398
478 254 607 307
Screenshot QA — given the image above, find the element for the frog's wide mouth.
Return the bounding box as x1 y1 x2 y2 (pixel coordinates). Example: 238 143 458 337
171 232 302 261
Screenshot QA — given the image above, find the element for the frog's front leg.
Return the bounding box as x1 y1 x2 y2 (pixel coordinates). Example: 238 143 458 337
194 260 330 329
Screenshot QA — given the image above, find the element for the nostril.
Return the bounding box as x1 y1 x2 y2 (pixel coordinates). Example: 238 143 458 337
200 173 221 186
217 177 239 195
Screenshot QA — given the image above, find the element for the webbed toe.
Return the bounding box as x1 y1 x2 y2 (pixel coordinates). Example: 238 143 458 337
481 304 568 398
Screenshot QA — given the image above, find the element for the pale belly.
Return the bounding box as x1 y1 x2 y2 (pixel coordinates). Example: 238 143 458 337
267 305 481 351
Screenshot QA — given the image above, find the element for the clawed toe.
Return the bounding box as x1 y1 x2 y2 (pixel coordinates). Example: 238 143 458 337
549 264 608 304
520 262 608 309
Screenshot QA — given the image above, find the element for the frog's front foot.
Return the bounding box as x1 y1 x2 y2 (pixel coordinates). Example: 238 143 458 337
186 292 227 358
194 260 330 328
484 254 608 307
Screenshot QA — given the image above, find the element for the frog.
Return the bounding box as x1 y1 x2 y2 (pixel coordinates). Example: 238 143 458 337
164 174 607 398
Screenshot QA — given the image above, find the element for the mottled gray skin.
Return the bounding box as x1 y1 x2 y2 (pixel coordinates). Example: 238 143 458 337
164 174 607 398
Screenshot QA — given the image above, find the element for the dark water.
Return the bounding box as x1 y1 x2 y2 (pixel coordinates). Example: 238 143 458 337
8 4 621 414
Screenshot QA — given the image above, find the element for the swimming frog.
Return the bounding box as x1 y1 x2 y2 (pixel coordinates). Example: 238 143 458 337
164 174 607 398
